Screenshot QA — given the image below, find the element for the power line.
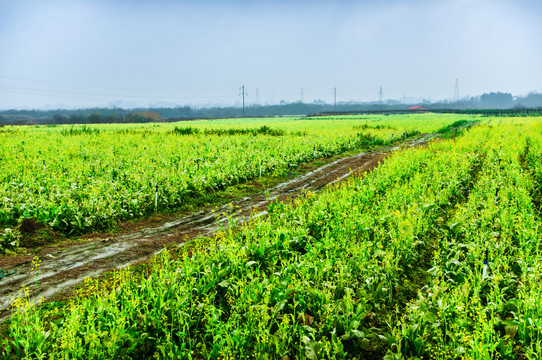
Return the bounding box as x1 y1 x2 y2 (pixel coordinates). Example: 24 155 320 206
0 88 131 102
0 74 236 97
0 74 175 94
0 86 237 101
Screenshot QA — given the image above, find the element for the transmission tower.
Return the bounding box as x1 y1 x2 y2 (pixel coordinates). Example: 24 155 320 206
453 79 460 102
300 88 304 103
378 87 384 103
256 87 260 105
239 85 248 115
333 87 337 107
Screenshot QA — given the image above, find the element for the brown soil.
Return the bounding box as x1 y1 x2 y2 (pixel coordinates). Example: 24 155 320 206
0 134 436 319
19 218 43 235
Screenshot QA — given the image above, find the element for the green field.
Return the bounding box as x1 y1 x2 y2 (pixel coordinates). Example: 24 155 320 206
0 114 455 250
3 114 542 359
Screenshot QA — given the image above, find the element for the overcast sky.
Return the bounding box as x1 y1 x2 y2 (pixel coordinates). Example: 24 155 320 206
1 0 541 109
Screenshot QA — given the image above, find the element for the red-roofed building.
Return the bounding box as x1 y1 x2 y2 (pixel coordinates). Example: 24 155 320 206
407 105 427 111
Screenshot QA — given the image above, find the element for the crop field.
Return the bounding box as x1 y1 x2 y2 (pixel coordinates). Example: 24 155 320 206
0 114 452 251
2 114 542 359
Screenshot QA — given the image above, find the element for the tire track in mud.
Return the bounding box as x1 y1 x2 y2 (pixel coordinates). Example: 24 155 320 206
0 134 436 317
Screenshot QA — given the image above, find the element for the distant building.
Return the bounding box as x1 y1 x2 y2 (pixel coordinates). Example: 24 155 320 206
407 105 427 111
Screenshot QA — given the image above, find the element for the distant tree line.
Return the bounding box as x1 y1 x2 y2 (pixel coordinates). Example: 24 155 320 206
51 111 162 124
0 103 407 125
1 92 542 126
428 92 542 110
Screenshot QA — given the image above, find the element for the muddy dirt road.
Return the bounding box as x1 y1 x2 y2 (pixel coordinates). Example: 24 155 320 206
0 135 436 315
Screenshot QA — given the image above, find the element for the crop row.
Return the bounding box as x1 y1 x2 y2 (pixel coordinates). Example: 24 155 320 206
394 122 542 359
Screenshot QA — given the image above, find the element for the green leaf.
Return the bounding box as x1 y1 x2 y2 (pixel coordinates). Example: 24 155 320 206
427 266 440 276
304 338 321 360
423 311 437 324
351 329 365 339
358 338 373 351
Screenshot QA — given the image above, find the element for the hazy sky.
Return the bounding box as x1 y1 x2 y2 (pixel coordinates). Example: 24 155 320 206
1 0 541 109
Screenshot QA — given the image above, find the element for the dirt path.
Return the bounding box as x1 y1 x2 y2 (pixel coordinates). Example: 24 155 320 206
0 134 436 316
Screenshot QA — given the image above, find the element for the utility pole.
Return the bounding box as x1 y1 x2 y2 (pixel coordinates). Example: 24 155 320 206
239 85 247 116
378 86 384 103
453 79 460 103
333 87 337 107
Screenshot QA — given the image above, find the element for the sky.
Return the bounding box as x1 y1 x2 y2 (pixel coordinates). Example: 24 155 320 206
1 0 541 109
